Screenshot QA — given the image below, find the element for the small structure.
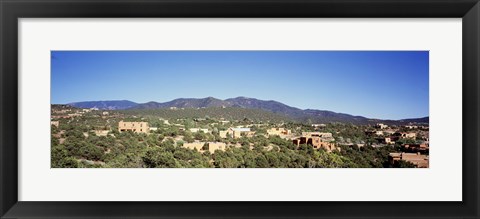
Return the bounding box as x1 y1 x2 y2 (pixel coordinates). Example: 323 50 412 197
182 141 227 154
301 132 334 142
94 130 110 136
67 113 82 117
183 141 205 151
208 142 227 153
402 143 429 154
50 121 59 127
377 137 394 144
388 152 429 168
267 128 291 136
375 123 388 129
190 128 209 133
401 132 417 139
311 124 326 129
220 127 253 138
293 132 336 152
118 121 149 133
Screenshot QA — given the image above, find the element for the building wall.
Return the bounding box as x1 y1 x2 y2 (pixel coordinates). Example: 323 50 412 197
51 121 59 127
94 130 110 136
118 121 150 133
208 142 226 153
293 136 336 152
402 132 417 138
233 130 242 138
388 152 429 168
220 130 234 138
183 142 227 154
190 128 209 133
219 130 228 138
267 128 291 136
183 142 205 151
302 132 333 138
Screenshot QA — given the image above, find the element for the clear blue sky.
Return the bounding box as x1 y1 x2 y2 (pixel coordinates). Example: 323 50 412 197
51 51 428 120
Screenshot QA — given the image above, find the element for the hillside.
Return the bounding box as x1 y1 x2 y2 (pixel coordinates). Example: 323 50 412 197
67 97 428 125
128 97 389 125
68 100 138 110
132 97 226 109
123 107 292 123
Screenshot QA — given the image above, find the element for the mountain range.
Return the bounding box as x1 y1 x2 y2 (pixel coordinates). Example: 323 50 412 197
68 100 138 110
67 97 428 125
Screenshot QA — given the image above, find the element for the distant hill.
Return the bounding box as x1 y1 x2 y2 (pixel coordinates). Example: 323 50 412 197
52 104 78 111
124 107 292 123
68 100 138 110
130 97 376 124
67 97 428 125
225 97 303 116
132 97 226 109
396 116 429 124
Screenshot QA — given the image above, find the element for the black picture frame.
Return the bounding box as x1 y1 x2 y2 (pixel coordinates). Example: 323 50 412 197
1 0 479 218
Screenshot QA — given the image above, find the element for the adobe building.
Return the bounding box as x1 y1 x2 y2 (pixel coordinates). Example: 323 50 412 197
301 132 335 142
183 141 205 151
401 132 417 139
50 121 59 127
118 121 150 134
220 127 253 139
311 124 326 130
402 143 429 154
388 152 429 168
94 130 110 137
232 127 252 138
376 137 394 145
293 132 336 152
394 132 417 139
267 128 291 136
182 141 227 154
219 130 232 138
190 128 210 133
293 137 336 152
208 142 227 153
375 123 388 129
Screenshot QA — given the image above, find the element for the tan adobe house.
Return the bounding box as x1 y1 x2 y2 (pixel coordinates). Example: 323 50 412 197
220 127 254 139
293 132 336 152
118 121 149 133
183 142 205 151
50 121 59 127
267 128 291 136
183 141 226 154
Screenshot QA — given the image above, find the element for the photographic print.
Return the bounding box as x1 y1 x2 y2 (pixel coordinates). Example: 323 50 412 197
50 51 429 168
